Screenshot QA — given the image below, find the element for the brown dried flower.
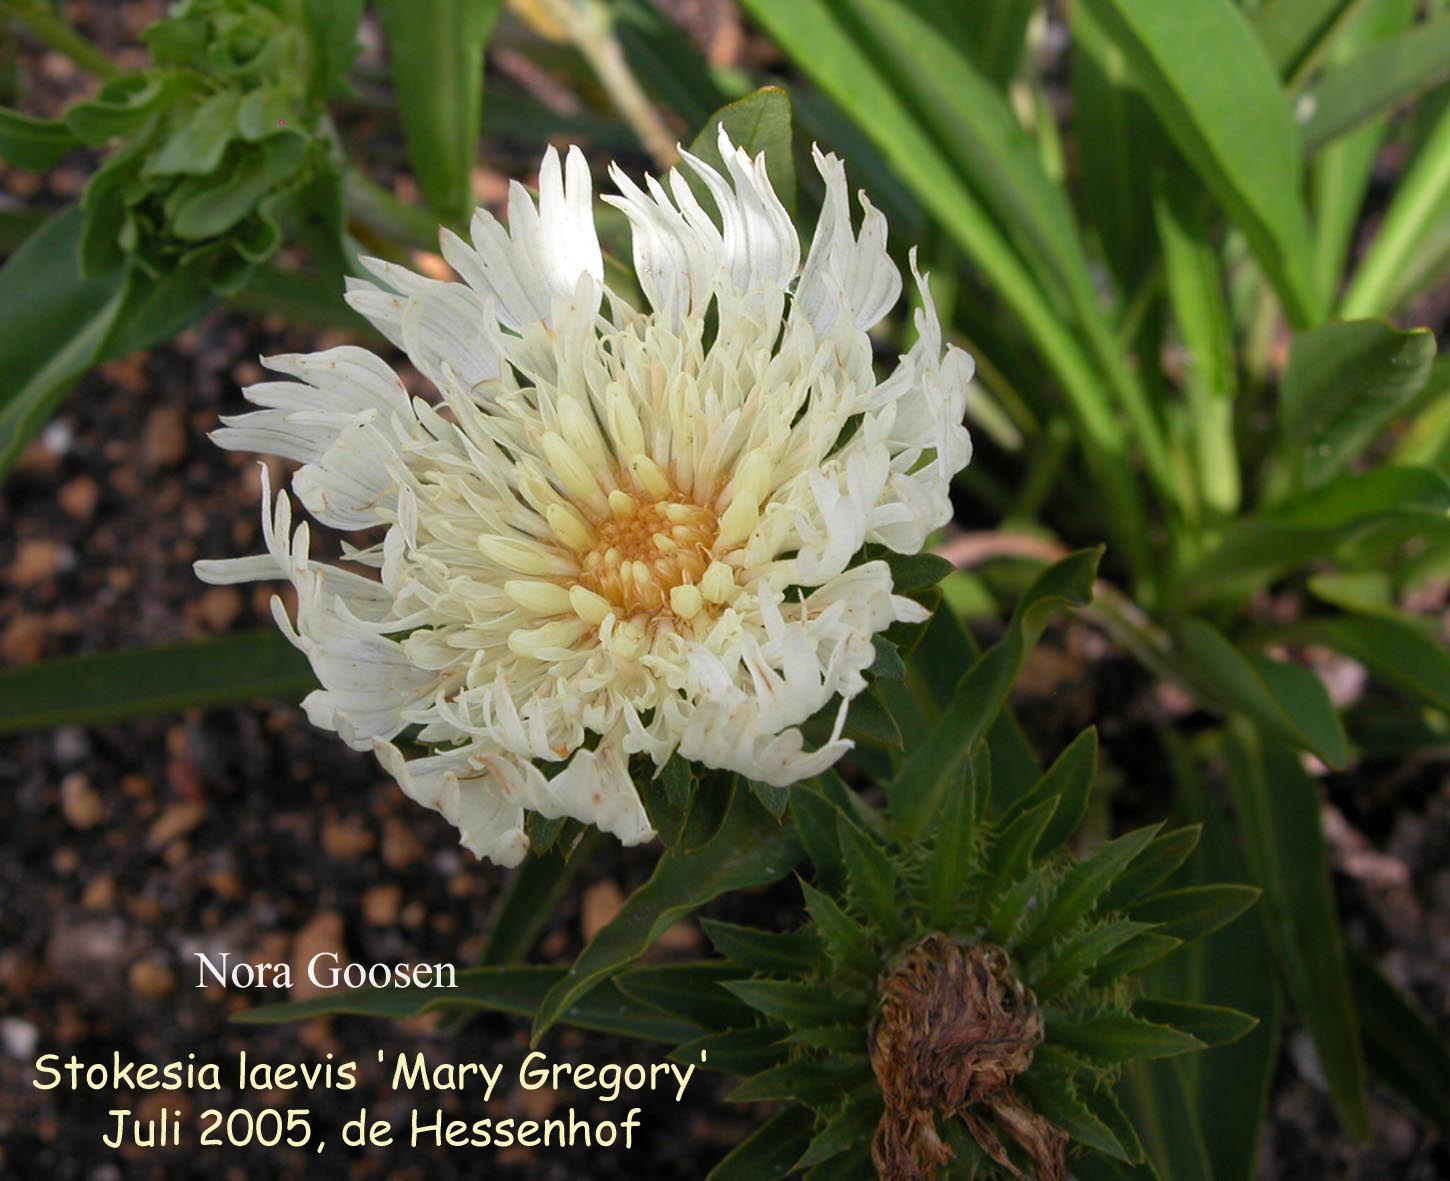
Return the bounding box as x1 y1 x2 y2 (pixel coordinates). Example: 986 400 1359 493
869 934 1067 1181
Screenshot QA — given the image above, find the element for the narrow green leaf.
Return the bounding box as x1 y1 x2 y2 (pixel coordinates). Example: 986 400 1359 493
1018 1073 1139 1162
1033 920 1155 1000
235 965 700 1042
1176 619 1348 766
1300 12 1450 152
1254 0 1370 84
922 749 978 929
1018 825 1162 960
1099 825 1202 912
1090 933 1183 984
1292 613 1450 713
1083 0 1322 325
1153 168 1240 513
0 207 129 477
1350 947 1450 1137
834 815 902 938
1050 1012 1203 1062
1003 727 1099 856
707 1106 813 1181
1133 998 1257 1048
0 630 313 734
701 919 821 974
1129 884 1261 945
376 0 500 225
729 1059 866 1106
1277 319 1436 491
795 1087 878 1168
614 963 755 1029
890 550 1100 840
687 86 796 217
302 0 365 100
532 788 800 1042
1342 101 1450 318
670 1027 784 1076
725 979 856 1028
1223 722 1371 1138
791 786 848 895
1122 1059 1213 1181
802 883 877 975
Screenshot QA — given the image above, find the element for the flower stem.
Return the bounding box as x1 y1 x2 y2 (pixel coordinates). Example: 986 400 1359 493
534 0 679 171
2 1 120 80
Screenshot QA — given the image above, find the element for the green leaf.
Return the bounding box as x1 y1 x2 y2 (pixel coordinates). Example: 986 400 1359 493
729 1059 867 1106
1050 1012 1203 1062
531 786 801 1042
671 1027 784 1076
701 919 821 974
795 1087 878 1168
1033 920 1156 1000
1189 465 1450 593
1350 947 1450 1137
0 629 313 735
637 754 696 848
1153 167 1240 513
1018 825 1162 960
614 963 756 1029
707 1107 813 1181
1018 1073 1139 1163
687 87 796 217
1291 612 1450 713
1128 884 1261 945
1277 319 1437 491
802 883 877 975
1083 0 1321 326
791 785 848 895
0 207 129 478
1299 12 1450 152
1122 1059 1213 1181
922 746 979 929
1309 0 1418 303
1133 998 1257 1048
0 106 80 169
376 0 500 225
144 90 242 177
1099 825 1202 911
890 549 1100 840
235 964 700 1042
302 0 365 100
1175 619 1348 766
842 687 902 750
1223 722 1371 1138
63 73 180 144
881 551 955 594
1341 100 1450 318
1003 727 1099 857
834 814 902 938
1090 933 1183 984
726 978 860 1028
1254 0 1369 84
1166 754 1284 1181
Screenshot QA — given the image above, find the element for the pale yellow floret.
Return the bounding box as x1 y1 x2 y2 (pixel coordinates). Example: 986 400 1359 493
670 583 704 620
478 534 576 576
569 584 613 625
504 579 574 614
542 431 608 516
545 502 595 552
508 618 590 656
700 560 737 604
629 453 672 498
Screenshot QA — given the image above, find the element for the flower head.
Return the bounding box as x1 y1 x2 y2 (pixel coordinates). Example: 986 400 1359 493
196 129 973 865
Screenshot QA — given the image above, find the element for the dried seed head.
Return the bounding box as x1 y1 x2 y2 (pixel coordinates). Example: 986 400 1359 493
869 934 1066 1181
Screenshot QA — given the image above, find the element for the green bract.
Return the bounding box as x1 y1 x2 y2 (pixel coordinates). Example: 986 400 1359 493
63 0 352 295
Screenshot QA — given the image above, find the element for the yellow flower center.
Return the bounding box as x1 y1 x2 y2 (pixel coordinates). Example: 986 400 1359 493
581 492 718 615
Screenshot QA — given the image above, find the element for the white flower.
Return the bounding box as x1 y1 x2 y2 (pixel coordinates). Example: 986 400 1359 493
196 130 974 866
